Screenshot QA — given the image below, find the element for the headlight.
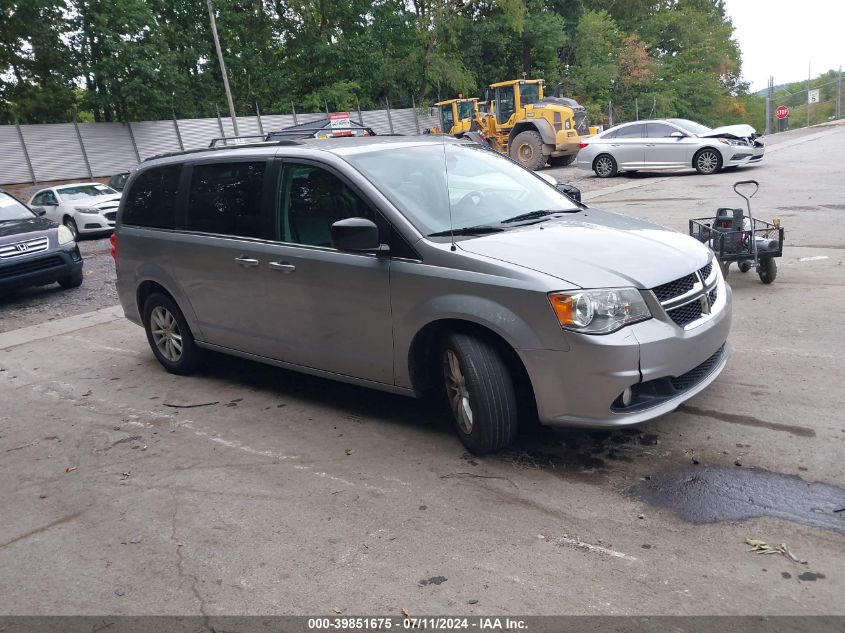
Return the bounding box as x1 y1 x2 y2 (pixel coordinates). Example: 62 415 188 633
75 206 100 214
548 288 651 334
57 224 75 245
716 138 743 146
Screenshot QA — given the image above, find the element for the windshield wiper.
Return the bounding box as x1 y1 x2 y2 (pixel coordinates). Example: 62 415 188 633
428 225 505 237
501 209 577 224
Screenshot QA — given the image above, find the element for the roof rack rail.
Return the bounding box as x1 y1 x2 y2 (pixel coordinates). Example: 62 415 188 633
208 135 303 148
142 137 302 162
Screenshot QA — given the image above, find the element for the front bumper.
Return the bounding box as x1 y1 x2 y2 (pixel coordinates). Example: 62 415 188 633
724 144 764 167
519 281 732 428
0 245 83 290
75 211 116 234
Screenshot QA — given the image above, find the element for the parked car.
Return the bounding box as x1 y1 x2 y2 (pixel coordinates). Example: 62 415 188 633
577 118 764 178
114 136 730 454
0 189 83 291
108 172 130 191
29 182 121 239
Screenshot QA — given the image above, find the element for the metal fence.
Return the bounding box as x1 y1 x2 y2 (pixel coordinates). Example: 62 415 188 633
0 105 440 186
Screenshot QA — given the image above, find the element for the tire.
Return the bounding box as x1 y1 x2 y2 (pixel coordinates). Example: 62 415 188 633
548 154 576 167
509 130 546 171
757 257 777 284
693 148 722 175
64 217 80 241
593 154 618 178
720 261 730 277
738 260 752 273
142 292 202 375
439 332 519 455
58 269 83 289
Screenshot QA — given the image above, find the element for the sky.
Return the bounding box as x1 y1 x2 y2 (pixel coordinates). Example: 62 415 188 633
722 0 844 91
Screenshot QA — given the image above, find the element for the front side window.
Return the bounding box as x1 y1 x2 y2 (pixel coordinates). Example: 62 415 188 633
520 83 540 106
279 163 375 247
0 192 34 222
34 191 58 206
341 142 578 236
496 85 516 124
122 165 181 229
647 123 679 138
440 105 455 131
186 161 265 238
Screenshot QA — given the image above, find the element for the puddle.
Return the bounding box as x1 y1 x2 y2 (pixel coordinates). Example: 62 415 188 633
628 466 845 532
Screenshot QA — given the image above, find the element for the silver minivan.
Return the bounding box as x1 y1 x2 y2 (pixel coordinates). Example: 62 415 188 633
114 136 731 454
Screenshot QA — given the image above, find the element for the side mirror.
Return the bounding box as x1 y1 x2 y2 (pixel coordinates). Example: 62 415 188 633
556 183 582 203
331 217 384 253
670 131 685 139
31 206 47 216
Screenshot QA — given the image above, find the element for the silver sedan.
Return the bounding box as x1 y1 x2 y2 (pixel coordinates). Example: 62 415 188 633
576 118 764 178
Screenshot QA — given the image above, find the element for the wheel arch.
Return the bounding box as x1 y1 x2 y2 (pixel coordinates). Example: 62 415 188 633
406 318 536 414
135 276 203 340
509 119 556 147
692 145 724 168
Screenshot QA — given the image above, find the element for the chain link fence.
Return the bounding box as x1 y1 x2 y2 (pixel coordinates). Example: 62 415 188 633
0 100 440 186
763 69 844 134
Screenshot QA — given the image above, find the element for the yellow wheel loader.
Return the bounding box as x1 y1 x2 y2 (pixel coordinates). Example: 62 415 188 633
427 98 481 136
471 79 595 171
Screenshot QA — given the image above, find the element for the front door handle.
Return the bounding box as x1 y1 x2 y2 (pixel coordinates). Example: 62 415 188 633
268 261 296 273
234 256 259 268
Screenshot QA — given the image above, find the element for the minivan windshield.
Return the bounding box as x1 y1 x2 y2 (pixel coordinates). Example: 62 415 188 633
57 184 117 200
341 142 579 236
0 192 34 222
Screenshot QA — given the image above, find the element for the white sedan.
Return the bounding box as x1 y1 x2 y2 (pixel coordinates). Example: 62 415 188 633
29 182 121 239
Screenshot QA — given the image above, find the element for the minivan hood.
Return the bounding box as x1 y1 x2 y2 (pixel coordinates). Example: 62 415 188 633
457 209 711 289
700 124 757 140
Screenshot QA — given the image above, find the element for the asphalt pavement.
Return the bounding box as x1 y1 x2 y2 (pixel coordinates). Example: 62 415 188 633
1 124 843 616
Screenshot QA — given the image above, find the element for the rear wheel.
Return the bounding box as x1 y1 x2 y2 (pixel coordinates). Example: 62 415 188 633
58 269 83 289
143 293 202 374
509 130 546 171
757 257 777 284
593 154 618 178
738 260 752 273
694 148 722 175
439 332 518 455
64 217 80 241
548 154 576 167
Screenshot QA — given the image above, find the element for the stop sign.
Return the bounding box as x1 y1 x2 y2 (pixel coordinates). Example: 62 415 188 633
775 105 789 120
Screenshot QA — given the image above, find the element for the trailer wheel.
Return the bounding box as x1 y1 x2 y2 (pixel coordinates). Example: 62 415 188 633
509 130 546 171
738 260 752 273
757 257 777 284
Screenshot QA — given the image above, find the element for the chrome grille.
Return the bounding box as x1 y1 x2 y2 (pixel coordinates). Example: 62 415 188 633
0 236 49 260
652 274 696 302
666 300 704 327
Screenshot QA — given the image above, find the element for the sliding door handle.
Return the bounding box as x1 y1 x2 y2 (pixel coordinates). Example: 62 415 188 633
269 261 296 273
234 256 259 268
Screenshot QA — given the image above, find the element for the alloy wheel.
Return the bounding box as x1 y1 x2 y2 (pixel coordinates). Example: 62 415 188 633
150 306 183 362
443 349 473 434
697 150 719 174
595 156 614 177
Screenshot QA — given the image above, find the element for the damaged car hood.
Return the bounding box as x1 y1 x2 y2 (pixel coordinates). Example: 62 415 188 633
700 124 757 140
457 208 711 289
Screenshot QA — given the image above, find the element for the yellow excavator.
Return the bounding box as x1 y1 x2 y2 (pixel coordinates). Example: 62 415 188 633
467 79 596 170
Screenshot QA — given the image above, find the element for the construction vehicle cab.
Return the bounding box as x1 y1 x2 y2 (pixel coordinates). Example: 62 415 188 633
479 79 589 170
432 98 479 136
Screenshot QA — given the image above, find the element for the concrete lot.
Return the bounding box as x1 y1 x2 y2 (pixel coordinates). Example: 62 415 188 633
1 125 843 616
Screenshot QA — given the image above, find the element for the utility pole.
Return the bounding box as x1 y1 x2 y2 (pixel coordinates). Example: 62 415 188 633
837 66 842 119
207 0 239 136
807 61 811 129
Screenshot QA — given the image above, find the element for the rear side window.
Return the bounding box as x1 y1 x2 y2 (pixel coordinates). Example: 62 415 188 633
187 161 265 238
615 124 646 138
123 165 181 229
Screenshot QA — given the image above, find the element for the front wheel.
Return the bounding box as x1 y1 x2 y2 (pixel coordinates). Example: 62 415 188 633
143 293 203 374
694 148 722 175
509 130 546 171
439 332 518 455
58 269 83 289
593 154 618 178
64 217 80 241
757 257 777 284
